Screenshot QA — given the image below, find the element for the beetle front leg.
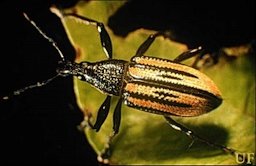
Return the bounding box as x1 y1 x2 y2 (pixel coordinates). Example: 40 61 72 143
164 116 236 156
51 7 113 59
98 98 122 164
77 110 94 131
78 96 111 132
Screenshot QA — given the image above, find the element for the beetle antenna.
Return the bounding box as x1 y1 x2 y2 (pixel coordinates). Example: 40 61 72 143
2 74 61 101
23 12 65 62
1 13 66 101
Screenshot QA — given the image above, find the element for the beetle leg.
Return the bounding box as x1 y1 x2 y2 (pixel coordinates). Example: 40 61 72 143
98 98 122 164
77 112 94 131
191 50 221 69
134 31 169 57
133 30 209 68
51 7 112 59
112 97 122 133
164 116 236 156
173 46 204 63
93 96 112 131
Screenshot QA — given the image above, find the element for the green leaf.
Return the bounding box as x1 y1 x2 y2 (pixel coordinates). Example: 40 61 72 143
58 1 255 165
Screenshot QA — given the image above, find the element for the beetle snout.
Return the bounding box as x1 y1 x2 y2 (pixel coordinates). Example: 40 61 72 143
56 61 73 77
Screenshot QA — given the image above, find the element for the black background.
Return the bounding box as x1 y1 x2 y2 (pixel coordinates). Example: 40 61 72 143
0 0 98 165
0 0 254 165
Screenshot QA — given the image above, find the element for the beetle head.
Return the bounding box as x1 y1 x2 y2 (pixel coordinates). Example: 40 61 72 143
56 61 75 77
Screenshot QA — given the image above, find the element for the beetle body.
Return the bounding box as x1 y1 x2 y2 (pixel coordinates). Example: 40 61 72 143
18 11 236 164
58 55 222 117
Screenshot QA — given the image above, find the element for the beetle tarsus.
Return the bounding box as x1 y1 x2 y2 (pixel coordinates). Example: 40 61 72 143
97 130 118 164
77 114 94 132
97 154 110 165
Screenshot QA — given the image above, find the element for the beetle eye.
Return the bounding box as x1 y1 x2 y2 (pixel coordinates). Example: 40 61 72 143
81 62 89 68
56 68 70 77
56 61 72 77
80 62 92 74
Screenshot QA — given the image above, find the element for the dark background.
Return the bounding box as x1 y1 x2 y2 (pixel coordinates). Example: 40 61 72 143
0 0 254 165
0 0 98 165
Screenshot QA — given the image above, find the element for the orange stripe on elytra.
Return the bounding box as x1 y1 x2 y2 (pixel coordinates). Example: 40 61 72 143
124 83 208 107
127 96 206 116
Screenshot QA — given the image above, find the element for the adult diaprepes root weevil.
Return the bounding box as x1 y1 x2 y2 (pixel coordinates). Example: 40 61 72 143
2 7 240 164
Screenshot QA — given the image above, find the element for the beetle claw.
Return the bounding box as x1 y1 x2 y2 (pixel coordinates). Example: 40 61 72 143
97 149 111 165
77 115 94 132
97 155 110 165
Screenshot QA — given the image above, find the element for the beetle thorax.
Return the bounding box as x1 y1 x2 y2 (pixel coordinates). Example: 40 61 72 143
87 60 127 96
59 59 127 96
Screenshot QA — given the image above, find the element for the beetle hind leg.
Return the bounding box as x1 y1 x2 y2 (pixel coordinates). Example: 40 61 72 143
164 116 237 156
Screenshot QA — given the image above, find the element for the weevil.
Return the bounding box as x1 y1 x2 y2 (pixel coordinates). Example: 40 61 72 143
2 9 238 164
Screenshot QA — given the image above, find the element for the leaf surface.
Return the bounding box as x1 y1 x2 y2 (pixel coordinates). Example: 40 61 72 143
59 1 255 165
